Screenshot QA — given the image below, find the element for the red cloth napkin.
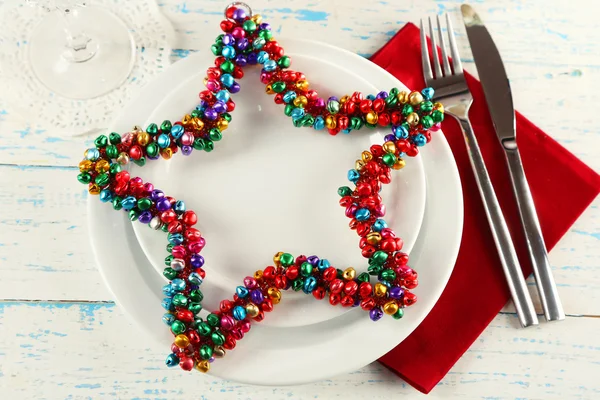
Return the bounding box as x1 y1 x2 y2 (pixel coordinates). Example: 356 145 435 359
372 23 600 393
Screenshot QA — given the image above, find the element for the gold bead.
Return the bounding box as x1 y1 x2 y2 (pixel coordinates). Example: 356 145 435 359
95 159 110 173
192 118 204 131
366 232 382 245
325 115 336 129
293 95 308 108
392 158 406 170
382 141 396 154
340 95 349 104
116 152 129 166
433 102 444 113
254 269 264 280
174 334 190 348
203 77 208 85
361 151 373 162
182 114 192 126
355 159 365 171
217 118 229 131
136 131 150 146
88 183 100 195
78 159 92 172
374 282 388 297
296 80 309 91
397 91 409 104
365 111 378 125
273 251 284 266
406 112 420 127
265 84 274 94
342 267 356 281
160 148 173 160
246 302 260 318
195 360 210 373
408 91 424 106
132 125 143 132
251 14 263 25
213 346 226 358
268 287 282 304
383 301 399 315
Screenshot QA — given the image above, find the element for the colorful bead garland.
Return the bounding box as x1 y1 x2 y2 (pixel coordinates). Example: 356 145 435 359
76 3 444 374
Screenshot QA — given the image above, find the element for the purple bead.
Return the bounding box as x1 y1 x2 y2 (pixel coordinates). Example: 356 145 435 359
389 286 404 299
376 91 388 99
208 357 215 363
213 101 227 113
236 38 249 50
197 99 208 111
250 289 264 304
327 96 339 102
259 22 271 31
384 134 396 143
232 8 246 21
247 52 258 65
307 255 320 266
222 34 234 46
181 145 193 156
190 254 205 269
234 54 247 66
229 82 241 94
369 307 383 321
138 211 153 224
150 189 164 201
156 197 171 212
147 153 160 161
204 107 218 121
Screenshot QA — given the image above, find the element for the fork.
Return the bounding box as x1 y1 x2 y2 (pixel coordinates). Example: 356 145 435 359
419 15 539 328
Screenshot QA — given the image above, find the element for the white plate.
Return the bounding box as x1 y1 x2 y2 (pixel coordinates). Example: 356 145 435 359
89 37 463 385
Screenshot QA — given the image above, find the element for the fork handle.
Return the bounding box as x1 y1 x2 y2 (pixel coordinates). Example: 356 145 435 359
503 146 565 322
457 117 539 328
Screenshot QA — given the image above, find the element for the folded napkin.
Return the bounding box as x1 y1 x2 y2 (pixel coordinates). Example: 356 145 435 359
372 23 600 393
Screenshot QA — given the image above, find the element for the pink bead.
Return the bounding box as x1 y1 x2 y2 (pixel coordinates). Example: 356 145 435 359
243 276 257 289
231 328 244 340
431 122 441 131
171 245 187 259
231 27 245 39
220 315 235 330
380 228 395 239
122 132 134 145
181 132 194 146
130 177 143 185
188 238 206 253
314 98 325 108
206 79 221 92
143 182 154 194
260 71 273 84
345 205 358 218
239 320 251 333
171 343 180 353
374 204 386 217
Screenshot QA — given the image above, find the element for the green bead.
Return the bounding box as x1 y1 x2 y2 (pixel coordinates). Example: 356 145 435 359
105 144 118 159
192 138 205 151
431 110 444 123
292 278 304 291
389 87 399 97
77 173 91 184
253 37 266 49
204 139 214 152
197 321 212 336
211 44 222 56
420 101 433 113
258 29 273 41
336 269 344 279
200 344 213 360
381 269 397 282
385 94 398 108
128 210 139 222
421 115 434 129
284 104 294 116
109 132 121 144
292 117 303 128
207 313 220 327
161 223 169 233
392 308 404 320
160 120 172 132
338 186 353 197
163 267 177 280
191 109 201 118
94 135 108 148
146 142 159 157
109 163 121 175
112 197 122 211
327 101 340 114
137 197 152 210
209 128 222 141
132 157 146 167
166 243 174 253
164 255 173 266
277 55 291 68
95 173 109 187
368 264 383 275
146 123 158 136
350 117 363 130
222 113 232 122
188 302 202 315
370 250 389 265
215 34 224 45
382 153 397 167
242 20 256 33
211 330 225 346
279 253 294 267
300 115 314 127
172 293 188 307
189 289 204 303
357 272 370 283
402 104 413 116
301 262 313 277
220 60 234 73
365 122 377 129
170 320 186 335
271 81 286 93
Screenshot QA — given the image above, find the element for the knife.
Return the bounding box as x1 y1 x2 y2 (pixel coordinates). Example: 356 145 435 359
461 4 565 322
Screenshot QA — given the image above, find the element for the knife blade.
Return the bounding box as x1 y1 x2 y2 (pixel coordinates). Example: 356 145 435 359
461 4 565 322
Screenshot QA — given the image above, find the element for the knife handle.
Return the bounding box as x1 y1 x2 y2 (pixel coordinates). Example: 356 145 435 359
457 117 539 328
503 143 566 322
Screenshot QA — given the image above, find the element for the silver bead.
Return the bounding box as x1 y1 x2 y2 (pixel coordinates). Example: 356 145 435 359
171 258 185 272
149 216 162 230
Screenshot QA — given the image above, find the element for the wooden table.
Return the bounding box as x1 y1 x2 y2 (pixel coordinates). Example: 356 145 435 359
1 0 598 398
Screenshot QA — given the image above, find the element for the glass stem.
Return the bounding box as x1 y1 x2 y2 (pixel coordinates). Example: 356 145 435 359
61 5 98 63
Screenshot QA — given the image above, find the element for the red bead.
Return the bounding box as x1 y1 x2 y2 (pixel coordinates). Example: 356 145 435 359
231 329 243 340
361 245 376 258
179 357 194 371
254 310 265 322
239 320 251 333
359 282 372 298
182 210 197 226
344 281 358 296
220 299 233 313
285 265 299 280
262 298 274 312
226 99 236 112
364 160 380 176
274 275 287 289
341 295 354 307
263 266 276 281
199 90 214 102
391 111 402 125
176 309 194 323
350 91 363 103
129 145 142 160
373 98 385 113
327 127 340 136
406 146 419 157
355 182 371 196
220 20 234 32
394 252 409 266
184 228 202 243
207 67 221 80
225 6 236 19
380 238 397 253
197 268 206 279
312 287 326 300
295 255 308 266
323 267 337 282
114 182 128 196
359 237 369 249
379 169 392 184
171 343 180 353
168 220 183 234
329 293 341 306
404 279 418 289
160 210 177 223
306 90 318 101
378 112 390 126
232 66 244 79
223 336 236 350
346 101 357 114
357 222 370 237
115 170 130 183
360 298 375 310
339 196 353 207
338 116 349 130
403 291 417 306
370 144 385 157
329 279 344 294
274 93 284 104
359 99 372 113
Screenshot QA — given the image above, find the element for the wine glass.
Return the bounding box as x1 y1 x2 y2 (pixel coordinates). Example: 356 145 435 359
26 0 135 99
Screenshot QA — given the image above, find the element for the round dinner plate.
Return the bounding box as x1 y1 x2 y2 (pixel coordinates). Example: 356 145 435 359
89 37 463 385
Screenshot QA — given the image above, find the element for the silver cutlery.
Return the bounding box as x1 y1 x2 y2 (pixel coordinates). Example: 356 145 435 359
419 14 539 327
461 4 564 322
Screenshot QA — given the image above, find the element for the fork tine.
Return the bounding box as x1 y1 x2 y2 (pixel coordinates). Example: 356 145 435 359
437 15 452 76
419 19 433 83
428 17 442 78
446 13 463 74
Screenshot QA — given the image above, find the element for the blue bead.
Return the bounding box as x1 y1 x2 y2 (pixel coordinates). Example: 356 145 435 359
121 196 137 211
157 134 170 149
247 52 258 64
290 108 305 119
99 189 113 203
366 94 376 101
355 208 371 221
421 87 434 100
347 169 360 183
220 74 234 88
196 100 207 111
162 284 174 296
303 276 317 294
85 148 100 161
393 125 409 139
173 200 186 213
215 89 230 103
313 115 325 130
252 37 266 49
188 272 203 286
263 59 277 72
413 133 427 147
317 259 330 271
161 298 174 311
168 233 184 245
171 278 186 292
165 353 179 367
342 129 351 134
221 45 236 59
256 51 269 64
236 286 249 298
170 124 184 140
232 305 247 321
162 313 175 325
372 219 388 232
283 91 297 103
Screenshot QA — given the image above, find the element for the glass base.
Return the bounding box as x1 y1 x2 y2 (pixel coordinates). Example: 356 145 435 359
28 6 135 100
